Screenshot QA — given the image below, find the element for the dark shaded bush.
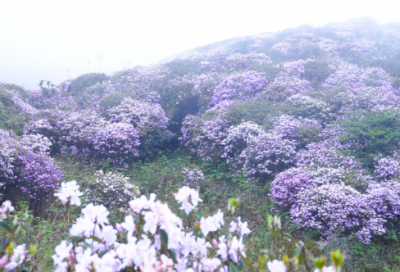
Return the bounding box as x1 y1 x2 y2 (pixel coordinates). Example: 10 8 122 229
169 95 200 134
301 60 334 89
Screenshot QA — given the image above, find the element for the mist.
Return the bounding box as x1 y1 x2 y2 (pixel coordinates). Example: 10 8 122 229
1 0 399 89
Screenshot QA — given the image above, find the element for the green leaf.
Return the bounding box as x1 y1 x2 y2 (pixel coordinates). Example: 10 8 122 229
160 229 169 247
229 262 239 272
89 236 104 243
0 221 12 232
167 249 177 263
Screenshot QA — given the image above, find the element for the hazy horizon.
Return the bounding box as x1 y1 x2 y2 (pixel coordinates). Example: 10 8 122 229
1 0 400 90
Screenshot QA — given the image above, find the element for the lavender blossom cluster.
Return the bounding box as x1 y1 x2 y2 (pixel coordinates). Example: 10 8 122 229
0 129 63 205
26 97 172 165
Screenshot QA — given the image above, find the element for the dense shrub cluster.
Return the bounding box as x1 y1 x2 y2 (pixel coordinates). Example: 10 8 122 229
26 97 172 165
82 170 140 210
0 129 63 211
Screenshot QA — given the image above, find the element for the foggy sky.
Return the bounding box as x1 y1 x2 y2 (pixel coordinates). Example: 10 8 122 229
1 0 399 90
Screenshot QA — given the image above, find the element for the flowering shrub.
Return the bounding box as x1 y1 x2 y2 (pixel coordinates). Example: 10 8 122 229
271 115 302 139
211 71 268 105
108 97 172 157
367 181 400 220
266 60 314 101
322 62 400 113
238 132 297 178
0 130 63 211
49 180 347 272
286 94 332 122
291 183 386 244
16 134 64 205
92 122 140 166
181 168 204 189
0 130 18 184
221 121 296 179
227 52 272 64
53 182 251 272
269 167 312 211
222 121 266 169
181 112 229 162
26 99 172 163
0 201 37 271
83 170 140 210
373 156 400 180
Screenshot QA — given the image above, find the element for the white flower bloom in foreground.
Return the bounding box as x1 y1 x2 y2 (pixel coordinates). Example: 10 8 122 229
174 186 202 214
200 210 224 236
129 194 156 213
314 266 336 272
82 203 109 224
53 186 251 271
54 180 83 206
143 211 159 234
267 260 287 272
0 200 14 220
121 215 136 234
5 244 27 271
229 237 246 263
52 241 72 271
229 216 251 237
201 258 221 272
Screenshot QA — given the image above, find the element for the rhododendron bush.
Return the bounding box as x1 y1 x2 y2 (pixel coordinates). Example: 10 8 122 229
0 129 63 211
52 182 250 272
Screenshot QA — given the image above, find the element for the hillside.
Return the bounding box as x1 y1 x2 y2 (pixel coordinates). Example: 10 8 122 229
1 19 400 271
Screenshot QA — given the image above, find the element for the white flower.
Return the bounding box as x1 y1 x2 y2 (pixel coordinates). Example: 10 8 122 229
81 204 109 224
174 186 202 214
93 250 121 271
201 258 221 272
229 217 251 236
5 244 27 271
129 194 156 213
143 212 159 234
157 255 174 272
52 241 72 261
75 248 95 271
69 217 95 237
217 236 228 261
54 180 83 206
200 210 224 236
121 215 136 237
314 266 336 272
267 260 286 272
0 200 14 219
229 237 246 263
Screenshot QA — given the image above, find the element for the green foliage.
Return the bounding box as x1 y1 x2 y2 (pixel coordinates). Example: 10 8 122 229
70 73 109 95
301 60 334 89
0 85 29 135
39 79 57 96
169 95 200 135
297 125 321 148
225 99 282 129
371 59 400 77
164 59 202 76
98 93 129 116
340 110 400 169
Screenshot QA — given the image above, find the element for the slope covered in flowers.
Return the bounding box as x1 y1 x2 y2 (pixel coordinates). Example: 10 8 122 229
1 19 400 270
